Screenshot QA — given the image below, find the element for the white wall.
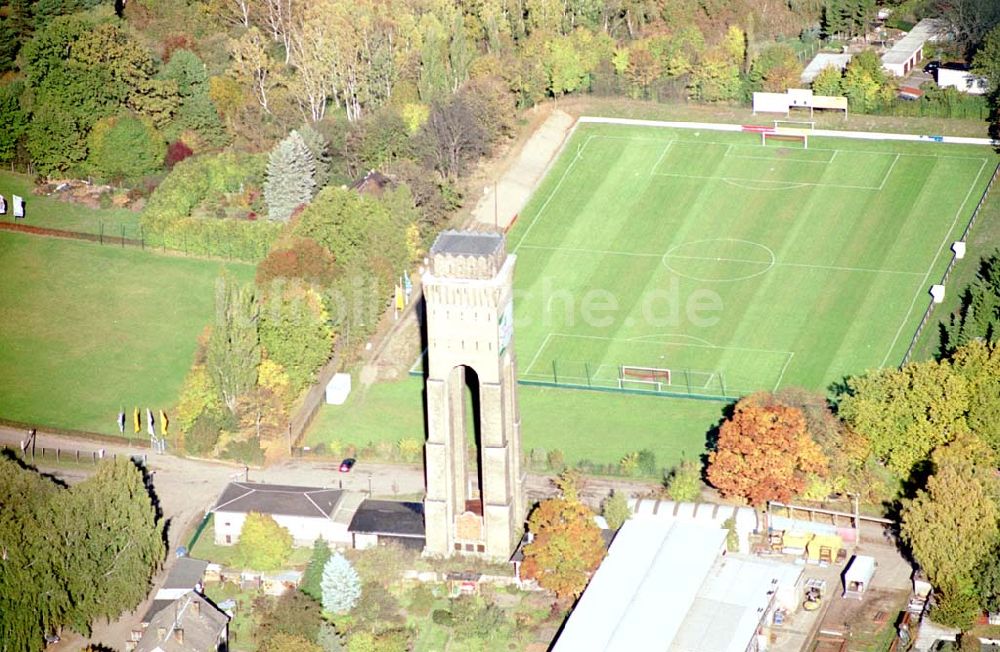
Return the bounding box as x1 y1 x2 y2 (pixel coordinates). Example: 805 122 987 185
214 511 352 548
353 533 379 550
938 68 988 95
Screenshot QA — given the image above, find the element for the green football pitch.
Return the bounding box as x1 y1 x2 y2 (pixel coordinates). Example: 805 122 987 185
508 122 998 397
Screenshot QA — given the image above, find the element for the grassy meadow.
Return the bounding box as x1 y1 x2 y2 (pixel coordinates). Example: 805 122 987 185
0 231 253 435
306 376 726 472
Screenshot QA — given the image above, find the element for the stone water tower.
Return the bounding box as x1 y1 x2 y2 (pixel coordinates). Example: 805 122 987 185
422 231 525 559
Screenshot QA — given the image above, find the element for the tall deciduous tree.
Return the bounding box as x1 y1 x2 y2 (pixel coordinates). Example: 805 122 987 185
838 360 968 478
521 472 606 599
419 96 489 180
950 340 1000 453
0 83 27 164
707 394 827 506
207 276 261 414
321 552 362 614
810 65 844 96
841 49 894 112
265 130 317 223
259 279 334 393
235 512 293 570
902 434 1000 628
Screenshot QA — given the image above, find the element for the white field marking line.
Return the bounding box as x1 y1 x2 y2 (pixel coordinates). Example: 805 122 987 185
518 244 924 276
723 179 809 191
829 149 838 164
580 132 990 162
773 352 795 391
878 153 901 191
650 140 675 175
627 333 714 346
511 135 594 253
523 332 553 376
548 332 795 356
879 156 991 368
726 154 831 164
653 170 881 191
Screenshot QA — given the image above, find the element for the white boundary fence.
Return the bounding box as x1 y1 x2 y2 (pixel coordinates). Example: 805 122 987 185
576 116 997 146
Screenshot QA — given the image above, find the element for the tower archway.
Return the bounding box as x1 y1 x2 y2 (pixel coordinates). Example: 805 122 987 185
422 231 524 559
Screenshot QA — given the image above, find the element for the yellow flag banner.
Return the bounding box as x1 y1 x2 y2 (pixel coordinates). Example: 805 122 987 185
395 284 404 311
160 410 169 435
133 407 140 434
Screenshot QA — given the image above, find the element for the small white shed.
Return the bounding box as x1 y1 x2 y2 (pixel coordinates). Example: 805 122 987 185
843 555 877 599
325 372 352 405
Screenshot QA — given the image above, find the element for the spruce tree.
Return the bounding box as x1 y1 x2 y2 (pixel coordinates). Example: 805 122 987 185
302 539 332 600
320 552 361 614
297 124 331 191
945 251 1000 354
264 130 316 223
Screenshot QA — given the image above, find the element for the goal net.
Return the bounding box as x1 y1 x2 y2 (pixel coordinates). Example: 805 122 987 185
618 365 672 391
762 130 809 149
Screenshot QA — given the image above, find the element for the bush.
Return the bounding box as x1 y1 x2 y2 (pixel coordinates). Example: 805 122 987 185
547 449 565 473
141 151 277 261
186 412 222 455
256 237 338 286
665 459 702 502
165 140 194 169
406 583 436 618
223 438 264 465
431 609 453 625
637 449 657 476
86 113 166 183
529 448 548 469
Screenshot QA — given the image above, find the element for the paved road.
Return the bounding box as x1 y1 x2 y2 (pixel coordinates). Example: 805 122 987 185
1 426 658 649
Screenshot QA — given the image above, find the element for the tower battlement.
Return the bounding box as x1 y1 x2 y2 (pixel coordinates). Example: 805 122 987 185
430 231 506 280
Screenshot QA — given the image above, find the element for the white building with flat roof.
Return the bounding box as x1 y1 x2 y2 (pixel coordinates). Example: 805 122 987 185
881 18 949 76
802 53 852 85
937 64 988 95
553 518 803 652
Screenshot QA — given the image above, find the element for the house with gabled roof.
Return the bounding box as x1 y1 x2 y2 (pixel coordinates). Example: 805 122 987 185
211 482 362 548
134 591 228 652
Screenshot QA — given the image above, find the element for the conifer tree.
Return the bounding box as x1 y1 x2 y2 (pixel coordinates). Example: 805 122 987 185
320 552 362 614
265 130 316 223
298 123 331 191
945 251 1000 354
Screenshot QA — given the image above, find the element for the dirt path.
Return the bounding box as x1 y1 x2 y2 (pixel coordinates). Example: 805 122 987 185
469 109 576 231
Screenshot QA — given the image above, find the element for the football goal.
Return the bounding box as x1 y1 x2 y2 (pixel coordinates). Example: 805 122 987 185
618 365 672 391
762 130 809 149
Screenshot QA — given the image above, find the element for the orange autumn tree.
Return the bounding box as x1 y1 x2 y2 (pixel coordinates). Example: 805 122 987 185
707 394 828 506
520 471 606 600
